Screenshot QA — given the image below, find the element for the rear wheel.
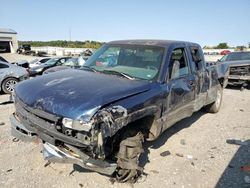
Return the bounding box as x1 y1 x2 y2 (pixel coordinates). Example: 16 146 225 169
115 132 144 183
2 77 18 94
204 85 223 113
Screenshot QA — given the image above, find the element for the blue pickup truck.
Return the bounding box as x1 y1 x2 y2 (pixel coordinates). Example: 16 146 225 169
10 40 228 182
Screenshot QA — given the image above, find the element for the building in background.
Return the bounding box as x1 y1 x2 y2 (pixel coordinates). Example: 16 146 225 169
0 28 18 53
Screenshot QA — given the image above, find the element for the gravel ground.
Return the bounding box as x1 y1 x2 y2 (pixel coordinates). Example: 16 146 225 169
0 54 250 188
1 53 38 63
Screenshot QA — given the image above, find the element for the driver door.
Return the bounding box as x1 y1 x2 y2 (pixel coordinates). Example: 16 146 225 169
162 47 196 130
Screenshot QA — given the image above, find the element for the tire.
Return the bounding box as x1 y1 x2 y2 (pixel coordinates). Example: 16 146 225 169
204 85 223 113
115 132 144 183
1 77 18 94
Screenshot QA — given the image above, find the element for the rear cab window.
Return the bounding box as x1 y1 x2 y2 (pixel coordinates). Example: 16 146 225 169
190 46 204 71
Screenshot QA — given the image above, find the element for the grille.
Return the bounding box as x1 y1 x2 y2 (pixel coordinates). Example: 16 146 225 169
15 96 60 124
229 65 250 76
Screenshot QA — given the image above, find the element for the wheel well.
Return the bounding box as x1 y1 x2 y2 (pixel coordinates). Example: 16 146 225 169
104 115 155 159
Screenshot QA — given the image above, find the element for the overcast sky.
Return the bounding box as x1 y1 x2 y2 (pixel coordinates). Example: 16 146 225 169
0 0 249 46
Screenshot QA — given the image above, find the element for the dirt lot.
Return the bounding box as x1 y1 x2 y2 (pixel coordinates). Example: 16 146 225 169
0 54 250 188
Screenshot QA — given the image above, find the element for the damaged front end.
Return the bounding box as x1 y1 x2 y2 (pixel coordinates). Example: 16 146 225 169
10 96 132 176
228 65 250 85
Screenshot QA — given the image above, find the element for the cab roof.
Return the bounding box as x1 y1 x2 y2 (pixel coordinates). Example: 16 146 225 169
108 39 199 48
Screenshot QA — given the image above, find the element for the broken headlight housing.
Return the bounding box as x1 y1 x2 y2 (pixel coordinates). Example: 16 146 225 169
62 117 92 132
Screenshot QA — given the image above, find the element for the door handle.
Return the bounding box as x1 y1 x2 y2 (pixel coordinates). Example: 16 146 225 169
189 81 195 86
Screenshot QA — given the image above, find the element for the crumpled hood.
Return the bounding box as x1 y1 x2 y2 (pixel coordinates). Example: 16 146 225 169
15 69 150 119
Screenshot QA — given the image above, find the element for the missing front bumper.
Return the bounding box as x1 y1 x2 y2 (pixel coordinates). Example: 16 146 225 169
43 142 117 175
10 113 117 176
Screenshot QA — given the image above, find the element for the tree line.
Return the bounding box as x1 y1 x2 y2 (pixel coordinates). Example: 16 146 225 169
203 42 249 49
18 40 103 49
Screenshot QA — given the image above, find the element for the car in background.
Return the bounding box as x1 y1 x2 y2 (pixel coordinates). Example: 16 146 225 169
29 58 51 68
29 57 71 76
0 61 29 94
220 50 231 55
43 56 89 74
219 51 250 86
0 55 30 68
43 56 86 74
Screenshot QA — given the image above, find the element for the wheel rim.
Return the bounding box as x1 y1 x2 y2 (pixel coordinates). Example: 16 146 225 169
215 89 221 108
5 79 17 92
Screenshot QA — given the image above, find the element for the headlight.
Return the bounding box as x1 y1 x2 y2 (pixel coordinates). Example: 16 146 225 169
62 117 92 131
62 118 73 128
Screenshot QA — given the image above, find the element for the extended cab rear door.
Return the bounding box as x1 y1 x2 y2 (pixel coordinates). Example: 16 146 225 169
162 45 196 130
188 46 209 111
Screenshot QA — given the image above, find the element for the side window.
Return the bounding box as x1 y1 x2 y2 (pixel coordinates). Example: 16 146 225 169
190 47 204 70
169 48 190 79
57 58 66 65
0 63 9 69
40 58 49 63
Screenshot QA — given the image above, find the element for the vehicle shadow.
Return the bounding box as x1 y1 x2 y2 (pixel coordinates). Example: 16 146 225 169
139 110 205 168
215 140 250 188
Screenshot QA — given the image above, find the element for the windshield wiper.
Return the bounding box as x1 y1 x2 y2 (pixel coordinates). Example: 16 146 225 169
101 70 134 80
80 66 97 72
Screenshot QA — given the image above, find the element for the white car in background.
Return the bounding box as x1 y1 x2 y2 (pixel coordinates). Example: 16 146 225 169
29 57 51 68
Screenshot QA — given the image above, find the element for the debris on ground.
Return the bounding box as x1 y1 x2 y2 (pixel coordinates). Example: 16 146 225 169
0 121 5 126
239 109 244 112
180 139 186 145
79 183 83 187
244 176 250 184
160 150 171 157
211 146 217 149
210 155 215 159
12 137 19 142
176 153 184 157
241 165 250 172
226 139 248 146
191 162 195 166
44 161 51 168
69 170 75 176
6 169 12 173
228 164 234 168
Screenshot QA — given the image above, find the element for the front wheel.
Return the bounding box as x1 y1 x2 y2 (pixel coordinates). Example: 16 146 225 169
115 132 144 183
204 85 223 113
2 77 18 94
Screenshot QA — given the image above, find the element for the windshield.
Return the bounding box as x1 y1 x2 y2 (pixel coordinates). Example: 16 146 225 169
84 44 164 80
220 52 250 62
45 58 59 65
62 58 79 66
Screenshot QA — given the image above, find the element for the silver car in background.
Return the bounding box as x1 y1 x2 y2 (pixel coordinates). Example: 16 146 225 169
29 57 51 68
0 61 29 94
